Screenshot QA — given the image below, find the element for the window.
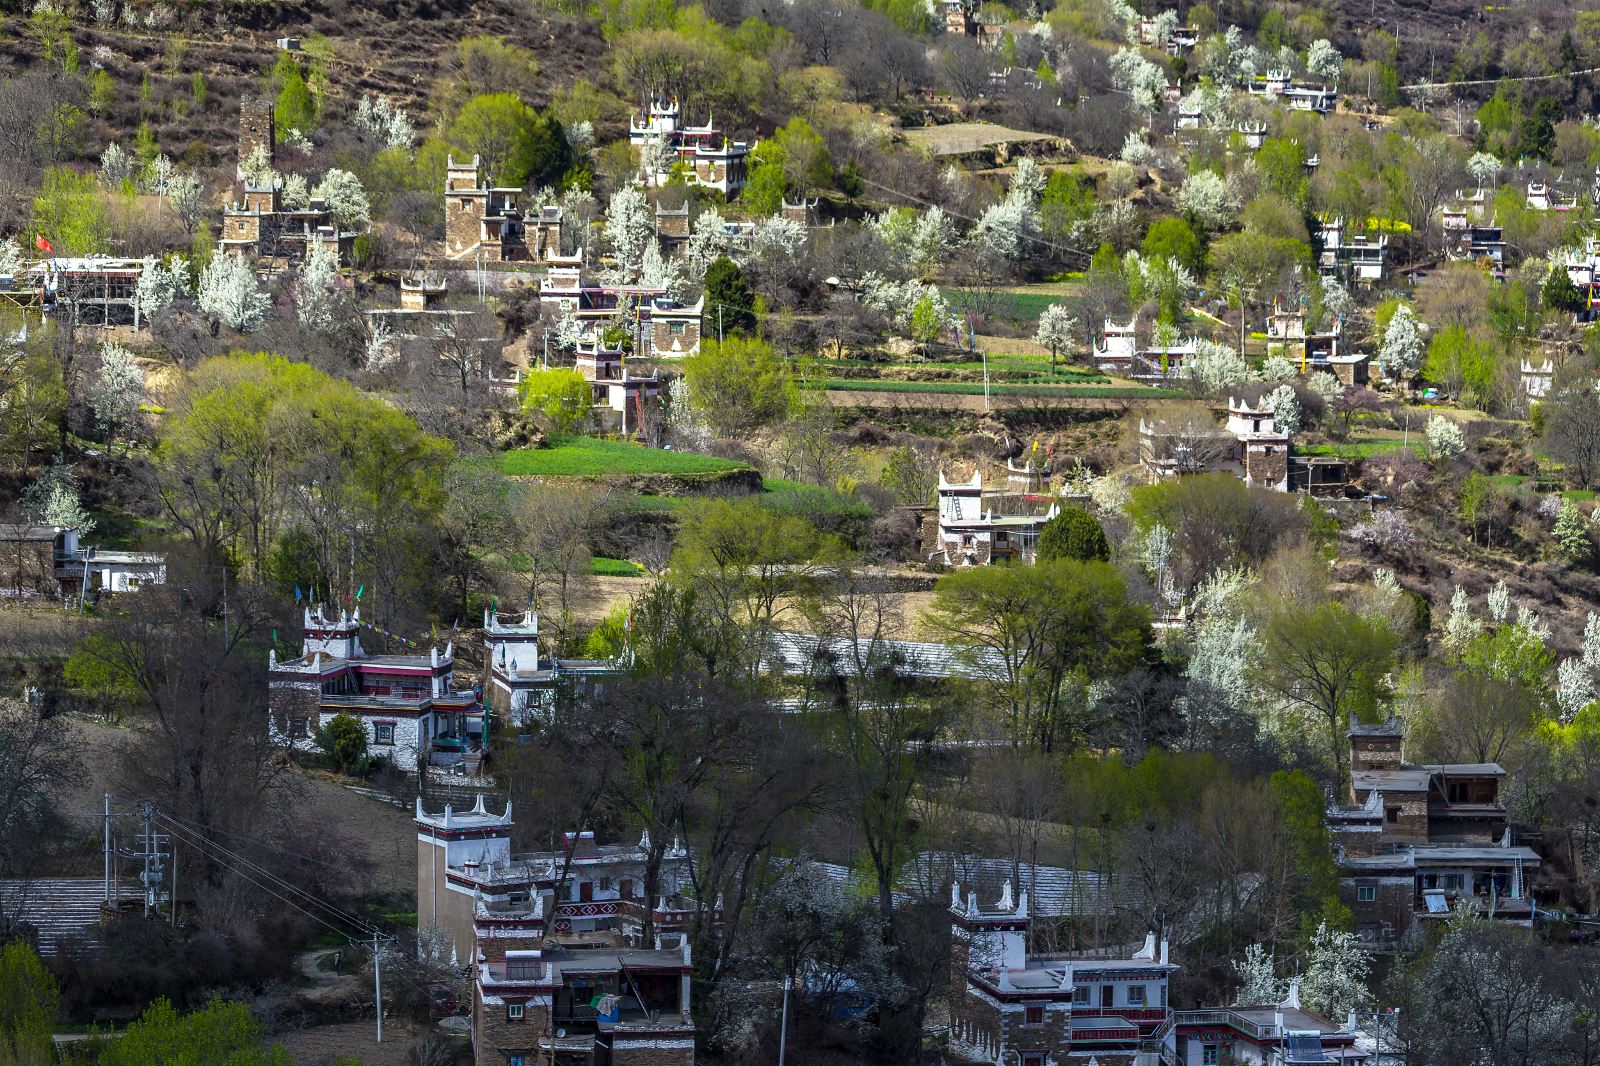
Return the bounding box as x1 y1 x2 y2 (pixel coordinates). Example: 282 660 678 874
1385 807 1400 824
509 1057 525 1066
507 1003 525 1021
373 722 396 746
669 322 686 335
288 717 309 738
1072 986 1089 1005
1024 1006 1044 1026
1022 1055 1046 1066
1202 1045 1220 1066
599 877 613 891
1127 984 1146 1006
1357 885 1377 903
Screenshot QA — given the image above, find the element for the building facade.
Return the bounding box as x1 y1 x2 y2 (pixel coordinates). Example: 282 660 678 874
933 470 1060 566
1139 399 1291 492
268 605 485 772
1327 717 1541 948
443 155 565 263
628 99 752 196
1093 318 1198 382
415 797 703 1066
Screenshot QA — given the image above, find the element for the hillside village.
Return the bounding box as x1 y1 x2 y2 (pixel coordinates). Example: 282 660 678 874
5 0 1600 1062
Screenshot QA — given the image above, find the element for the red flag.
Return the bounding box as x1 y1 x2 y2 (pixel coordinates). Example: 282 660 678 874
34 234 52 254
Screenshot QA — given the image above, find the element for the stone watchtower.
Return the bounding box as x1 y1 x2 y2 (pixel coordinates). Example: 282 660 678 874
238 96 276 176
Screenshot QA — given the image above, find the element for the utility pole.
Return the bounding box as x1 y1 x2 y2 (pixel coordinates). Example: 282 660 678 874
169 838 177 926
102 792 111 904
717 305 723 344
372 932 385 1042
778 974 791 1066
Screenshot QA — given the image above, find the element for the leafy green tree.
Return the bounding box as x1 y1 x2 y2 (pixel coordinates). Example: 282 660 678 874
315 713 369 773
449 93 569 187
32 166 109 255
1424 324 1498 408
1555 499 1594 563
271 51 316 138
923 559 1149 750
772 117 832 196
518 367 593 432
1542 263 1586 315
100 997 292 1066
1255 137 1308 205
1142 216 1202 276
1269 770 1349 930
668 500 849 680
908 292 944 356
683 336 794 434
1256 601 1398 786
742 158 788 216
1036 505 1109 563
877 444 937 504
1040 168 1096 245
0 940 56 1066
704 256 756 337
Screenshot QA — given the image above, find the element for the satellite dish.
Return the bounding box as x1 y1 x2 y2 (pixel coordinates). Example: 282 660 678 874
556 1029 566 1039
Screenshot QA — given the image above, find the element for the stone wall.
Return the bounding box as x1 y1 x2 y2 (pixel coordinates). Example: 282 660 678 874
446 190 484 257
473 988 548 1066
238 96 275 173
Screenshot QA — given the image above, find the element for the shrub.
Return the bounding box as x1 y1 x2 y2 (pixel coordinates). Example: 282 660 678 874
1037 505 1110 562
315 713 369 774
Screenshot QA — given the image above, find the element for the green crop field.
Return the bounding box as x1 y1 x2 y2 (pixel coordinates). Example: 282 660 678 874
497 435 748 477
1295 441 1423 459
947 290 1064 325
591 556 646 576
825 380 1182 399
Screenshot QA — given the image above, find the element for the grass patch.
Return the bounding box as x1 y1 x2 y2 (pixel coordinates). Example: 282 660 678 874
1296 441 1424 459
498 435 748 477
820 356 1107 383
591 555 645 576
761 478 874 518
947 289 1062 325
825 379 1181 399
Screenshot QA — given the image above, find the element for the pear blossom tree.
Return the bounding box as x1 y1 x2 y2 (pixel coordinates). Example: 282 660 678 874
238 143 275 185
684 209 736 277
89 341 143 444
355 93 416 150
910 207 958 273
1442 586 1481 654
197 249 269 332
1120 131 1154 164
313 169 371 231
166 172 204 236
1301 921 1371 1019
1261 355 1298 382
1556 658 1596 720
1109 47 1167 114
294 242 340 332
281 172 311 210
135 255 188 320
0 238 24 278
22 462 94 534
1035 303 1078 368
140 153 174 195
1181 339 1250 393
1467 152 1500 190
1305 39 1341 80
364 320 397 372
1425 414 1465 460
1263 383 1302 434
1233 944 1281 1005
1381 305 1425 380
1177 169 1236 231
100 142 132 186
1487 580 1511 624
603 183 654 281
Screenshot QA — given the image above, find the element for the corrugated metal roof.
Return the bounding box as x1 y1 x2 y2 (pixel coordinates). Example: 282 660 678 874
0 879 137 956
766 633 1007 681
793 853 1116 919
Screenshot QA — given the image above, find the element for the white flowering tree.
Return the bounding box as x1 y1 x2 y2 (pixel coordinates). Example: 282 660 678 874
140 153 174 195
639 240 687 302
1319 277 1355 322
0 237 24 278
313 169 371 231
197 249 269 332
355 93 416 151
21 463 94 534
89 341 143 444
1232 944 1281 1005
603 183 653 282
911 207 958 273
1260 354 1297 381
1301 921 1372 1019
364 320 397 372
238 143 276 185
1120 131 1154 164
1380 305 1424 380
100 142 132 186
684 209 736 277
295 242 340 332
753 215 808 263
1109 47 1167 114
1177 169 1236 231
1035 303 1077 368
1585 612 1600 671
1442 586 1481 654
1557 658 1596 720
1305 38 1341 80
1486 579 1510 624
1181 339 1251 393
1307 371 1343 405
270 174 305 212
1424 414 1465 460
166 172 204 236
1467 151 1500 190
134 255 188 322
1263 382 1302 434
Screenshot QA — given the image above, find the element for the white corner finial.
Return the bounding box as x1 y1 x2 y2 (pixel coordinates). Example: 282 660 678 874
502 798 513 823
431 646 439 668
966 891 977 918
951 881 961 911
472 793 487 815
445 639 454 660
1160 937 1169 965
1016 890 1028 918
640 828 651 851
1134 930 1157 960
269 648 276 669
998 881 1014 912
415 796 424 820
1059 961 1074 991
1281 977 1302 1009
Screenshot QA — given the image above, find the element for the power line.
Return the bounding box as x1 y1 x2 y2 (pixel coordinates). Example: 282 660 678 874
1402 65 1600 91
